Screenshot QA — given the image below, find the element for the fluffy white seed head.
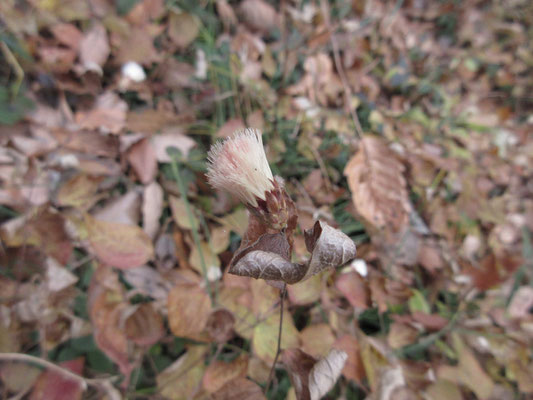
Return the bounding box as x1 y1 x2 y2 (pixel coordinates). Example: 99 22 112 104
207 129 274 207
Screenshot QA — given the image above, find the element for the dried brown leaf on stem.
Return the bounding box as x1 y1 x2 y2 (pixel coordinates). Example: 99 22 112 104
229 221 356 284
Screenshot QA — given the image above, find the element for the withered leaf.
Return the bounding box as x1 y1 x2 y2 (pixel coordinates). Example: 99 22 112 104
124 303 164 347
85 214 154 269
212 378 266 400
202 354 248 393
206 308 235 343
344 135 412 232
157 346 207 399
230 250 305 284
282 348 348 400
229 221 355 285
303 221 357 280
78 23 109 74
167 283 211 339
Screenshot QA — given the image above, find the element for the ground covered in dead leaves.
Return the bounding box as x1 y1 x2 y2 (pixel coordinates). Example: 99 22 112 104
0 0 532 399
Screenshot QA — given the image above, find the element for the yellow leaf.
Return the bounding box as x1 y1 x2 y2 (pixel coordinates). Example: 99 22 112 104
253 310 299 363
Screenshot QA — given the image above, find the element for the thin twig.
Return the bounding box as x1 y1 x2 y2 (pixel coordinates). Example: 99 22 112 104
0 353 120 399
264 283 287 395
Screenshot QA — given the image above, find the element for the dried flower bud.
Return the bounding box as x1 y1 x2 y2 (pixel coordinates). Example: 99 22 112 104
207 128 274 208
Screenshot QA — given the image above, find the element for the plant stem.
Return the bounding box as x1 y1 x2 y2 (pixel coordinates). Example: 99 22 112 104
265 283 287 395
170 157 215 304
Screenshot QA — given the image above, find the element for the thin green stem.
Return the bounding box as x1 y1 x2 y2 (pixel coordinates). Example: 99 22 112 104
170 157 214 304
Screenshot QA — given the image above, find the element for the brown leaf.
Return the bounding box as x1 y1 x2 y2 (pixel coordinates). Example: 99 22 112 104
335 271 368 309
124 303 164 346
127 138 157 184
282 348 348 400
333 335 366 383
168 11 199 49
51 23 82 50
85 214 154 269
93 190 141 226
216 118 246 138
78 24 110 74
212 377 266 400
0 209 73 265
168 283 212 338
157 346 207 399
56 173 103 210
230 250 305 284
51 127 119 158
216 0 237 29
75 92 127 134
344 135 412 232
202 354 248 393
437 334 494 399
206 308 235 343
300 324 335 358
508 287 533 319
142 182 164 239
88 267 132 380
38 46 76 73
151 130 196 162
303 221 357 280
115 28 161 66
239 0 279 33
122 265 171 301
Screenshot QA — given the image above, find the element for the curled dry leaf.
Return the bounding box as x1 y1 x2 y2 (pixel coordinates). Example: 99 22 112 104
282 348 348 400
344 135 412 232
303 221 357 280
229 221 355 285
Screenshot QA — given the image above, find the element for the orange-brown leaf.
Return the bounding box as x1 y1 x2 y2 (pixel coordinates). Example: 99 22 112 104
344 135 411 232
167 283 211 338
